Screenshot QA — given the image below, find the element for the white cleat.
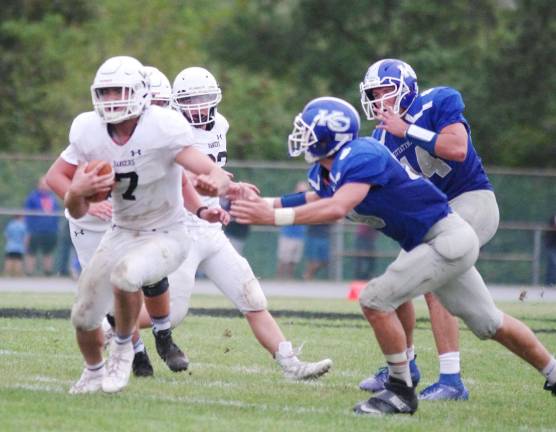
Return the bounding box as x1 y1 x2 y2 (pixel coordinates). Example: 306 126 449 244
276 341 332 380
69 367 105 395
102 340 134 393
281 358 333 380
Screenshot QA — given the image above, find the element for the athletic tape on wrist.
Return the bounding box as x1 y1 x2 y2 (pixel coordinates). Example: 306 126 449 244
405 124 438 155
274 208 295 225
262 197 276 208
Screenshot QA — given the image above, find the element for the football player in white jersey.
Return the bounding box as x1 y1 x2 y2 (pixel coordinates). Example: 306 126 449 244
169 66 333 380
47 56 230 395
47 65 230 379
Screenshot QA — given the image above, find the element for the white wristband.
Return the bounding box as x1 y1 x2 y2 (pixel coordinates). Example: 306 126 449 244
262 197 276 208
274 208 295 225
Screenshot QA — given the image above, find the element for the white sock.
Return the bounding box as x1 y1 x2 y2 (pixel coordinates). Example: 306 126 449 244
133 338 145 354
406 345 415 362
86 360 104 372
152 316 171 334
276 341 299 365
439 352 461 374
115 334 132 345
542 357 556 384
386 352 411 387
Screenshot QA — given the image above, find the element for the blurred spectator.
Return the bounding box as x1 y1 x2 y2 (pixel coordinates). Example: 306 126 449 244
3 214 26 276
277 225 306 279
225 220 251 255
276 181 307 279
353 224 378 280
303 224 331 280
23 176 60 275
55 219 73 276
545 214 556 286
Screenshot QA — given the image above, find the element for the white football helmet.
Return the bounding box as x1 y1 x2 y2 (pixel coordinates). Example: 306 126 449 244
90 56 150 124
144 66 171 107
172 67 222 126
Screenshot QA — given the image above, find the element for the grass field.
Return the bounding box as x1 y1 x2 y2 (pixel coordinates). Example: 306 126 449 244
0 292 555 431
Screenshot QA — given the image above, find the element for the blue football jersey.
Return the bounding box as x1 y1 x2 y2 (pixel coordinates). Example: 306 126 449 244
370 87 492 200
307 138 450 251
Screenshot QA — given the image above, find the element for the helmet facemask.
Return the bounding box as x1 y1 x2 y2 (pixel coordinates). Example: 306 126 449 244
288 114 318 160
360 80 408 120
360 59 418 121
90 56 150 124
173 90 222 126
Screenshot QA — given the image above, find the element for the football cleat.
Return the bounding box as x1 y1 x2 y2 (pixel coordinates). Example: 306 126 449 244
275 342 332 380
354 377 418 415
359 358 421 393
132 349 154 377
69 367 105 394
153 329 189 372
102 340 134 393
418 382 469 401
544 380 556 396
281 358 333 380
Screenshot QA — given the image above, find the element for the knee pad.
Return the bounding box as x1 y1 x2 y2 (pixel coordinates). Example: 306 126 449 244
110 259 141 292
71 303 101 331
359 278 392 312
463 308 503 340
142 277 169 297
239 278 268 312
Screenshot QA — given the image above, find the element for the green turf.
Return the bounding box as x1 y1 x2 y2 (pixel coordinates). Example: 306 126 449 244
0 293 555 431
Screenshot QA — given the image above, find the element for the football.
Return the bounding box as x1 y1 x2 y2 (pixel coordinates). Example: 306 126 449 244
84 159 113 202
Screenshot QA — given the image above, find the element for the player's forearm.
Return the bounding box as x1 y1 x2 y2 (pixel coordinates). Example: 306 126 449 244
434 134 467 161
64 189 89 219
182 175 204 214
209 166 231 195
275 198 346 225
45 166 71 200
266 191 318 209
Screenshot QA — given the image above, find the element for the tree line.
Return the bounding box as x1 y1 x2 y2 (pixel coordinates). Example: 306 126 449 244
1 0 555 167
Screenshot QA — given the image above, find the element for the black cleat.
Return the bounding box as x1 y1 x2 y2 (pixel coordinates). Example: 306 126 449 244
354 377 418 416
544 380 556 396
132 349 154 377
153 329 189 372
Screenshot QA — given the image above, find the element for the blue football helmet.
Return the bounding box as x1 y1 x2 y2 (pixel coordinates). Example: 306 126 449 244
360 59 418 120
288 97 360 163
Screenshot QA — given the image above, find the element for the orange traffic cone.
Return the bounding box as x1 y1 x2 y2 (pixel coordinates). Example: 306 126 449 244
347 280 366 301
